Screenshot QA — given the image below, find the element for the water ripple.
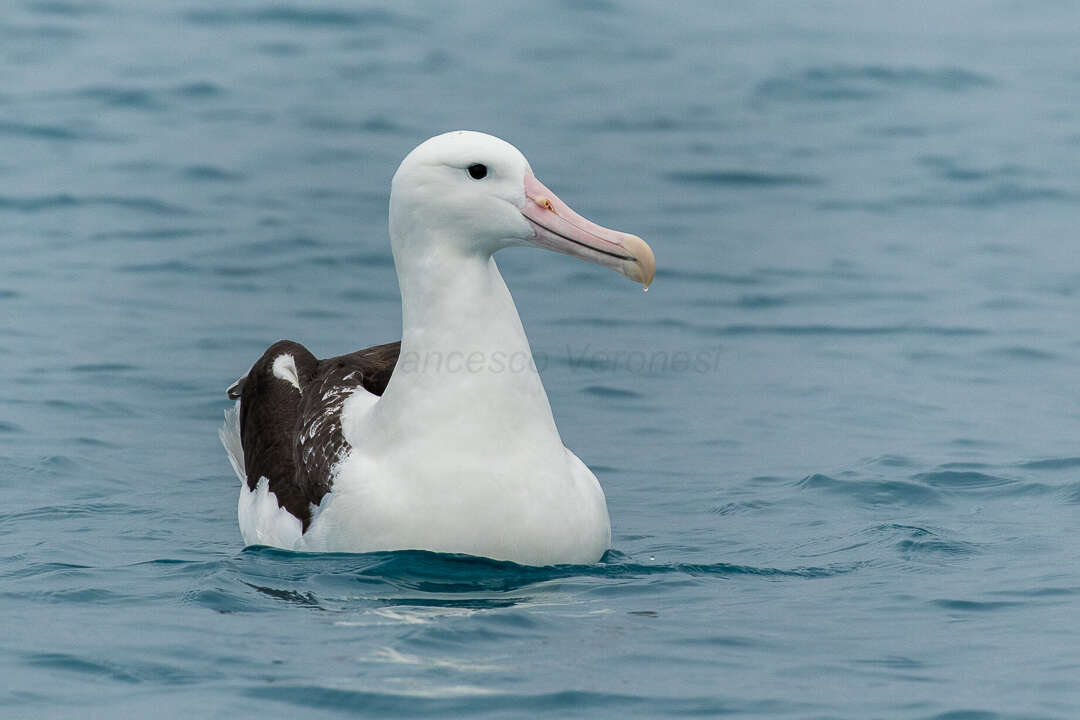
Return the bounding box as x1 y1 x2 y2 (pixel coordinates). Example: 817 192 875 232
896 537 980 562
919 155 1024 184
755 65 994 103
0 194 190 215
821 185 1074 212
666 170 822 188
250 685 780 717
172 81 224 99
798 473 943 506
983 346 1058 362
185 548 859 613
183 6 417 29
179 165 246 183
1018 457 1080 471
0 120 111 142
709 324 987 337
25 651 204 685
581 385 643 400
25 1 110 16
931 599 1024 613
912 471 1016 491
0 420 23 434
75 86 163 111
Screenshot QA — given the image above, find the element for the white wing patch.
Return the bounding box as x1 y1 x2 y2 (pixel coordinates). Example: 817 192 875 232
272 353 302 393
219 401 246 484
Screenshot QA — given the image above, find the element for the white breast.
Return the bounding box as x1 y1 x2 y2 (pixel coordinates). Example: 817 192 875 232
300 441 610 566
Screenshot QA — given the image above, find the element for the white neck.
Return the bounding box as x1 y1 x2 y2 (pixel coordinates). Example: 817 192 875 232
373 234 564 458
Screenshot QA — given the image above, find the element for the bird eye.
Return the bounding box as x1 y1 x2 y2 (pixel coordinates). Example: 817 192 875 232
467 163 487 180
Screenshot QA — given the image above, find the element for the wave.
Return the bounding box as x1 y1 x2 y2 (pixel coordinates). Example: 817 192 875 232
1064 484 1080 504
755 65 994 104
982 346 1059 362
798 473 943 506
172 81 225 98
930 598 1024 613
177 547 860 616
0 194 190 215
0 120 113 142
300 115 405 135
75 86 163 111
1018 457 1080 471
179 165 246 183
22 641 214 687
250 685 778 717
821 184 1074 212
667 170 822 188
707 323 986 337
912 470 1018 491
25 1 108 17
183 6 416 29
91 228 219 242
919 155 1023 184
911 470 1054 497
581 385 643 400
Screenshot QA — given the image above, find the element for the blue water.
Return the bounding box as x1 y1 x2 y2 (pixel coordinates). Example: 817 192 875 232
3 1 1080 717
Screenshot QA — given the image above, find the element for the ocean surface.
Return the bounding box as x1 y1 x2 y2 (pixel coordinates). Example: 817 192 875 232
2 1 1080 717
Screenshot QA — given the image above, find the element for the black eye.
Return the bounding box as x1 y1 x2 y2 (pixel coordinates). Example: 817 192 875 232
467 163 487 180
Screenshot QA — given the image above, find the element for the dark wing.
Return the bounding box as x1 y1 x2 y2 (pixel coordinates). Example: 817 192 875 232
231 339 400 531
233 340 320 524
293 341 400 517
320 341 400 397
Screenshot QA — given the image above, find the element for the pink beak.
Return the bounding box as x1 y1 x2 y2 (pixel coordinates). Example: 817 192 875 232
520 171 656 288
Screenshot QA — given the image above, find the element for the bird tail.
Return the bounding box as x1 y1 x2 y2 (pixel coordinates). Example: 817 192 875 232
220 400 246 485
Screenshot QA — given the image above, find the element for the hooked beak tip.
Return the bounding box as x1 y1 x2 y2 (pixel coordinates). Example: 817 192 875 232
622 234 656 289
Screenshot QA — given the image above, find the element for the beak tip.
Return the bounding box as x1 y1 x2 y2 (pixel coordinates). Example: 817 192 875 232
623 234 656 289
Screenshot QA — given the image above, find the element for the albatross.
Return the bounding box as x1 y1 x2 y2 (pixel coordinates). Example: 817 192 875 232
220 131 655 566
